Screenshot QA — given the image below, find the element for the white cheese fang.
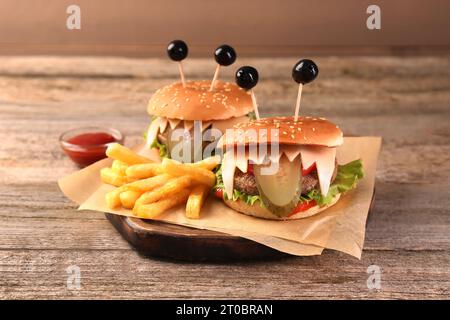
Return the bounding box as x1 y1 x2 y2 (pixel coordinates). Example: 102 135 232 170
222 151 237 199
300 146 336 197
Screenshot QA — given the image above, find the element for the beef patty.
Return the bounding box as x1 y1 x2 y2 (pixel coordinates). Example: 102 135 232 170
233 170 260 195
233 162 338 196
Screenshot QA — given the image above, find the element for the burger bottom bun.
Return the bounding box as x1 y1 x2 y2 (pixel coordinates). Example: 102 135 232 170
223 193 341 220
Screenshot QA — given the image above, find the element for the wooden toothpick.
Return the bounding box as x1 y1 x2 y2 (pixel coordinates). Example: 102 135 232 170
209 64 221 91
294 84 303 122
250 90 260 120
178 61 186 87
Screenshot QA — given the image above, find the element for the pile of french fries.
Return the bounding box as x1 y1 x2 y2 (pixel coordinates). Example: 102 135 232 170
100 143 220 219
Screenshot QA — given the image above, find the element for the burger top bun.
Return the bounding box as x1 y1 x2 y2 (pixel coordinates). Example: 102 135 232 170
224 193 341 220
147 80 253 121
220 116 343 148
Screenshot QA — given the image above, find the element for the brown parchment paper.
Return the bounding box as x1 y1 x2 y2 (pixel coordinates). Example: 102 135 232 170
58 137 381 258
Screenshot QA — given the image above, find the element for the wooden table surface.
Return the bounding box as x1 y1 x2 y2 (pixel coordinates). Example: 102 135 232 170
0 56 449 299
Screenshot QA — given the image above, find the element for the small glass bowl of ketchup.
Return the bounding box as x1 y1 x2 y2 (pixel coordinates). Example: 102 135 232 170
59 127 124 167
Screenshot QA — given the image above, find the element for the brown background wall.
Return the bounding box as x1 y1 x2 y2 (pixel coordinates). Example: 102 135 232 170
1 0 449 56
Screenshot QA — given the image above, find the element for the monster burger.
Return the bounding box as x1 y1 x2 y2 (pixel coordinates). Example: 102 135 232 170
145 41 254 162
214 116 364 219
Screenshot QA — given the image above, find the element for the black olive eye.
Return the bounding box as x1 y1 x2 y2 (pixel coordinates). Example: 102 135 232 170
167 40 188 61
292 59 319 84
235 66 259 90
214 45 237 66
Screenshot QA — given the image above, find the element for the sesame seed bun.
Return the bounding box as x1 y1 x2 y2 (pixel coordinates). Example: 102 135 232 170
147 80 253 121
220 116 343 148
224 193 340 220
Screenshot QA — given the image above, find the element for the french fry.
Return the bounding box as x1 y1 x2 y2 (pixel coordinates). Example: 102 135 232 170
187 155 221 171
111 160 128 175
105 189 121 209
160 158 216 187
185 184 210 219
100 168 127 186
106 143 152 165
126 163 162 179
134 176 192 208
121 173 172 193
120 190 142 209
134 189 190 219
126 176 140 183
102 146 218 218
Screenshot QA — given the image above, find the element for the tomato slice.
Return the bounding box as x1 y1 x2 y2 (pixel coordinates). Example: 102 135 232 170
302 162 316 176
214 188 224 199
288 200 317 217
247 163 254 174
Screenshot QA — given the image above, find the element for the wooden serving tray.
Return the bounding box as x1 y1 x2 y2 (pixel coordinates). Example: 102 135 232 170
105 189 375 261
106 214 288 261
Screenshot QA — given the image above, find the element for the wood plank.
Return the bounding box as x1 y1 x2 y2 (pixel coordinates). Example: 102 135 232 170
2 56 450 78
0 249 448 299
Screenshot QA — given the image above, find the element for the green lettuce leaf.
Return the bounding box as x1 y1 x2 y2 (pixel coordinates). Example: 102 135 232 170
247 111 257 121
213 167 264 206
150 139 168 158
312 159 364 205
144 118 169 158
214 159 364 207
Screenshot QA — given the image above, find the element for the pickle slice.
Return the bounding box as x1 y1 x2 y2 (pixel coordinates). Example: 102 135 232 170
253 155 302 217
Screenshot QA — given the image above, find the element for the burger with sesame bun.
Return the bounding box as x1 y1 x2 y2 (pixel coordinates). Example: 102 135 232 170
145 41 255 162
145 80 254 161
213 116 364 220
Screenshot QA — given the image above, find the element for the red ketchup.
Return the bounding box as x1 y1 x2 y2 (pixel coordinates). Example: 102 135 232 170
60 128 123 167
